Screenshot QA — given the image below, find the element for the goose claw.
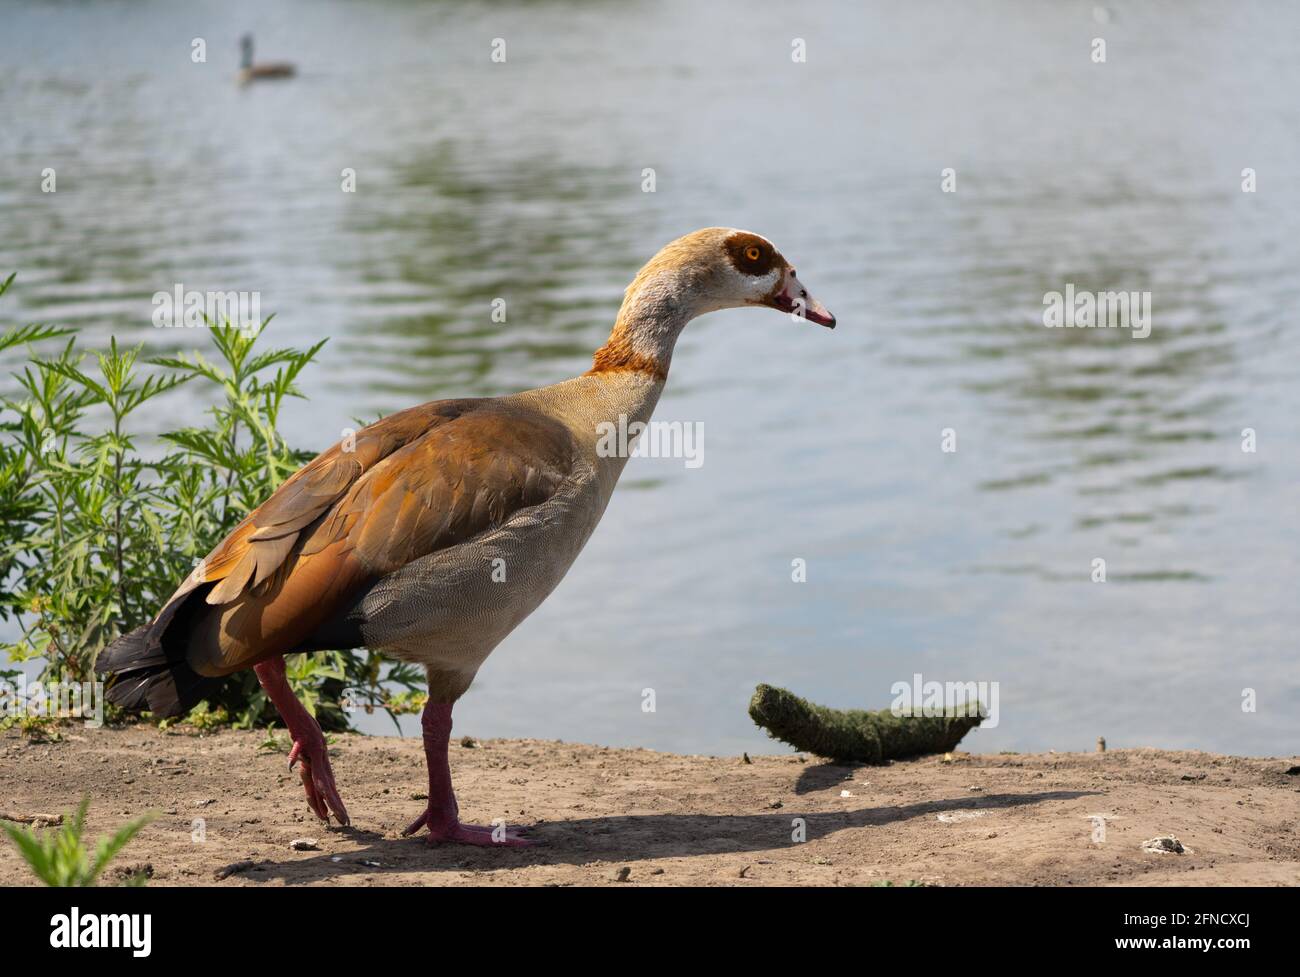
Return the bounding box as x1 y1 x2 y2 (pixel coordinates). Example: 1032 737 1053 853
291 735 350 826
254 658 351 826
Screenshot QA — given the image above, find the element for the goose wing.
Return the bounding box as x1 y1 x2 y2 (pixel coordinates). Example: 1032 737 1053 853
158 399 577 676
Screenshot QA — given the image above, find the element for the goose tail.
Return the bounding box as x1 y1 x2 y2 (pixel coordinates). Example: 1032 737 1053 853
95 618 217 719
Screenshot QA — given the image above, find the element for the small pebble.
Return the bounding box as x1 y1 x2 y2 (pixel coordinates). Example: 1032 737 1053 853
1141 836 1186 854
290 838 320 851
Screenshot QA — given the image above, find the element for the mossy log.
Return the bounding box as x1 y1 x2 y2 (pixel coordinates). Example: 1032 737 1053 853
748 683 983 763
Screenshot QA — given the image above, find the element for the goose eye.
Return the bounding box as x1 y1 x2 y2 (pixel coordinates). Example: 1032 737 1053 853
744 246 761 261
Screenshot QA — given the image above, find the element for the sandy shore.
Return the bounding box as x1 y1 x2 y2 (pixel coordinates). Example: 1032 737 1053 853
1 726 1297 886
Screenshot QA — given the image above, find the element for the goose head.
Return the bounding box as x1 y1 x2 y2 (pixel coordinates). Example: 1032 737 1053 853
240 34 254 69
593 228 835 379
719 228 836 328
627 227 835 328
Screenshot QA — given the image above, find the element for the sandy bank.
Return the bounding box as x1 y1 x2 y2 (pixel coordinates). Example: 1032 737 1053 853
1 727 1297 886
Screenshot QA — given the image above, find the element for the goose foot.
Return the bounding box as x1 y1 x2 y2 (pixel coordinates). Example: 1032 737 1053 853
254 657 351 826
287 732 350 826
406 700 530 847
401 809 531 847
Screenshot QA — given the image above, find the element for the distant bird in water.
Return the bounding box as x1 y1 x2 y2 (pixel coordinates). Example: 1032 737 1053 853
96 228 835 846
237 34 296 83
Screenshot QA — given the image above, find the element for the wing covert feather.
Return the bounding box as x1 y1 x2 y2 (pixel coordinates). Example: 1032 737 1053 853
164 400 578 676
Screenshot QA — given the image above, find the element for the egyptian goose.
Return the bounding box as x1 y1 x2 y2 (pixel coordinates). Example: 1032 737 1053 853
96 228 834 846
237 34 296 83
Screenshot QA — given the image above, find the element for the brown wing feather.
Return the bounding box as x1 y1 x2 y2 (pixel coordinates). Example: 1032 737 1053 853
166 401 576 677
166 399 471 609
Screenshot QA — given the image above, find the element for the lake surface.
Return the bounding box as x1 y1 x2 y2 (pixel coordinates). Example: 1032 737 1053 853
2 0 1298 757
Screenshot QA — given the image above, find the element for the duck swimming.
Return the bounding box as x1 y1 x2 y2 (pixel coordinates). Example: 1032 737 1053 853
237 34 296 83
96 227 835 846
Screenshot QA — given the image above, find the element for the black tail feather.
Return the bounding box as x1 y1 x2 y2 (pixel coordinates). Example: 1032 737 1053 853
101 659 217 718
96 619 217 719
94 624 158 675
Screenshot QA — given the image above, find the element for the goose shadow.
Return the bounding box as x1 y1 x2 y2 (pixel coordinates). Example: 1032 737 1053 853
243 786 1099 883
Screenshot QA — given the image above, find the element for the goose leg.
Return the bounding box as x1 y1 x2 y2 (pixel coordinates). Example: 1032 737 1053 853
402 701 530 846
254 657 350 825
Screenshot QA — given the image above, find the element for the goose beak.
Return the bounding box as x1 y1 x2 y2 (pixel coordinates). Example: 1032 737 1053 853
767 269 836 328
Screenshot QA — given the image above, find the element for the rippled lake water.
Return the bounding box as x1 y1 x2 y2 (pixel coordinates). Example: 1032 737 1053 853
2 0 1297 756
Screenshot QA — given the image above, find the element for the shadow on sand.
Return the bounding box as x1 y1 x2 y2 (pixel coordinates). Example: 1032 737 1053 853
241 768 1098 882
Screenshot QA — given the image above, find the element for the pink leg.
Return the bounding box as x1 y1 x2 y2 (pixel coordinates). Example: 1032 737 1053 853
401 701 530 847
254 657 350 826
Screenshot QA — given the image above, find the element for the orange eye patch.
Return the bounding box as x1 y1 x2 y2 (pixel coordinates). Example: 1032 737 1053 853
723 231 782 277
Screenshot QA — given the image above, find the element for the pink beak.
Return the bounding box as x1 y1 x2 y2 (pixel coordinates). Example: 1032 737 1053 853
767 268 836 328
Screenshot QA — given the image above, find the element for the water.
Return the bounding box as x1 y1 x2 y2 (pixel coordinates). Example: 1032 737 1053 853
2 0 1297 757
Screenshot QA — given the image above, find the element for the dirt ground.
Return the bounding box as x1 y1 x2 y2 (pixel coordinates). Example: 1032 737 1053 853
2 726 1297 886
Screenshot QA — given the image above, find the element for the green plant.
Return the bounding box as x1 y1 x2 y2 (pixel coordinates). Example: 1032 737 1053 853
0 274 424 729
0 714 63 742
0 798 152 886
257 730 290 754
